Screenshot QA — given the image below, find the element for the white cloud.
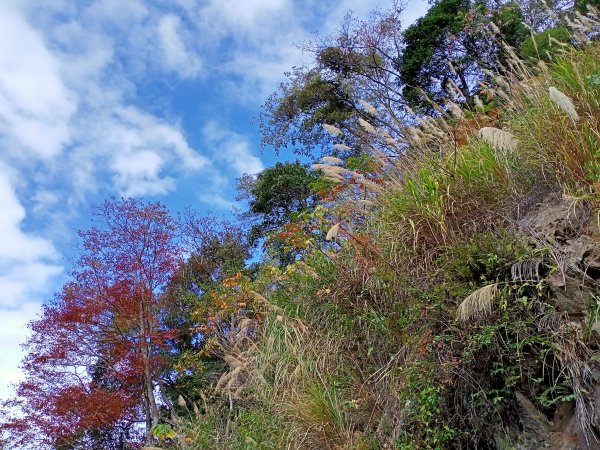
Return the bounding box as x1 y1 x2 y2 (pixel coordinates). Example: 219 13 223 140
203 121 264 175
0 168 59 268
112 150 174 196
84 0 149 29
158 14 202 78
0 164 62 400
90 107 209 196
199 0 291 33
0 303 43 400
0 3 76 159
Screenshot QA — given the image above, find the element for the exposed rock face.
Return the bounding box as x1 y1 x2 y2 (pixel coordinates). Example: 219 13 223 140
513 193 600 449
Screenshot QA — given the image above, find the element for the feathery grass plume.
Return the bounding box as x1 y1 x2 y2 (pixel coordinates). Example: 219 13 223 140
536 59 549 74
478 127 518 153
321 156 344 165
404 126 423 147
566 16 587 33
312 163 347 175
326 222 341 240
418 116 447 139
334 143 352 152
323 123 343 136
548 36 569 47
549 86 579 121
358 99 378 116
474 95 484 112
447 101 464 119
511 258 543 282
457 283 499 322
312 163 347 183
358 118 377 135
383 136 399 147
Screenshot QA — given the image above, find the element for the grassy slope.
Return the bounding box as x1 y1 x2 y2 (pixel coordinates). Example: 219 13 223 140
177 35 600 450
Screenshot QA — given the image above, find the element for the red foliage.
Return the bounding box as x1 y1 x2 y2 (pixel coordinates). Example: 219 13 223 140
0 198 183 449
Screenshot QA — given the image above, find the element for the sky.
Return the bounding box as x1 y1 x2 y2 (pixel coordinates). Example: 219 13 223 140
0 0 429 401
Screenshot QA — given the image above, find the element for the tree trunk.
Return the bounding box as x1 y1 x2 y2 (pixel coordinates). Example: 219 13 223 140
140 302 160 444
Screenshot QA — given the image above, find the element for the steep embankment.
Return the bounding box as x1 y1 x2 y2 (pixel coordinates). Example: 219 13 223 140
177 30 600 450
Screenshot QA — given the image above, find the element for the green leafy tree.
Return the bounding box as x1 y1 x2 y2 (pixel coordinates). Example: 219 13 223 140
399 0 530 111
236 162 321 266
260 4 409 158
520 27 571 61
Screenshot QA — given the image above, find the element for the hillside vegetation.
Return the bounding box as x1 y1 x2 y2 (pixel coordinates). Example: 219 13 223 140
174 9 600 450
3 2 600 450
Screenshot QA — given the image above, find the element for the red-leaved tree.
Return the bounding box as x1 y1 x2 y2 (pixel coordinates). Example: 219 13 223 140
0 198 183 449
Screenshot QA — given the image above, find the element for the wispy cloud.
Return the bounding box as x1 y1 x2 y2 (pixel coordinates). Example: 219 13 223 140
203 121 264 175
0 4 76 160
0 163 62 400
157 14 202 78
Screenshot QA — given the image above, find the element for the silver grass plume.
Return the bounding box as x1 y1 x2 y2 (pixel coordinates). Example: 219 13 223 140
549 87 579 121
478 127 518 153
358 118 377 135
312 163 346 174
358 99 378 116
321 156 344 165
457 283 499 322
447 101 464 119
312 163 347 183
405 127 423 147
474 95 484 112
323 123 342 136
334 143 352 152
326 222 341 240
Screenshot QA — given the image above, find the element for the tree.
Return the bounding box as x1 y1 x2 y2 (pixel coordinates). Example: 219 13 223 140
159 215 250 413
237 162 319 243
399 0 530 111
0 198 183 448
236 162 322 267
260 3 409 158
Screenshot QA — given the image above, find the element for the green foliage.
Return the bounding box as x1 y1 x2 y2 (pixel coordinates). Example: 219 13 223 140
152 423 176 443
520 27 570 62
396 362 456 449
493 2 530 50
400 0 471 109
237 162 319 251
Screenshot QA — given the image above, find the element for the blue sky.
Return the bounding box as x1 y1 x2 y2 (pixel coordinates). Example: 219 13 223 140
0 0 428 400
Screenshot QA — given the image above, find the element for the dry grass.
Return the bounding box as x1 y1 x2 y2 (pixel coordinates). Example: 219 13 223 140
511 258 543 282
